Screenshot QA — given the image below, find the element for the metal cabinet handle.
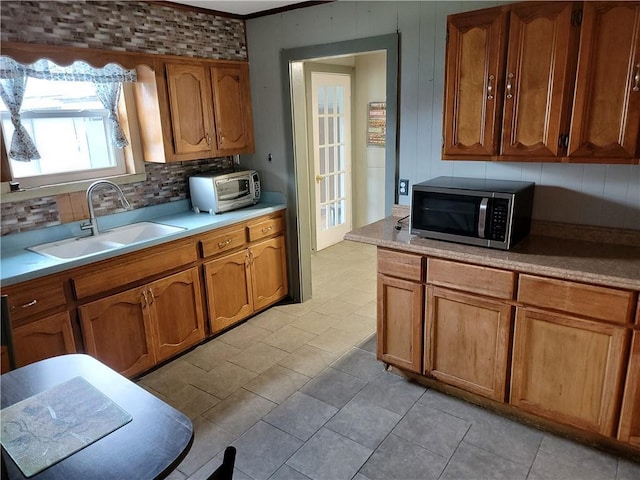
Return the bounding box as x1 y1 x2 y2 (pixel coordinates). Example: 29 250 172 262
506 73 514 99
206 133 211 146
10 299 37 311
487 75 495 100
149 289 155 305
261 226 273 234
218 238 232 248
633 63 640 92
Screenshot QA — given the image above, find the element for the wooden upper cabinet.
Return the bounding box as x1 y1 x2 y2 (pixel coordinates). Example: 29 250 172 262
165 63 215 156
443 1 640 164
568 1 640 159
443 6 508 156
500 2 578 157
211 63 255 154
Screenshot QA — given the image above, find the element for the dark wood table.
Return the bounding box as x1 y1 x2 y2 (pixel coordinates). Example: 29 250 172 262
1 354 193 480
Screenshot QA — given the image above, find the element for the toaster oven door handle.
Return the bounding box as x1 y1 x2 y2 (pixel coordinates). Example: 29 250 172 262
478 197 489 239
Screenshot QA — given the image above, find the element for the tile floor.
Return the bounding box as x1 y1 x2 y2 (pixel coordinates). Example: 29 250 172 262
138 241 640 480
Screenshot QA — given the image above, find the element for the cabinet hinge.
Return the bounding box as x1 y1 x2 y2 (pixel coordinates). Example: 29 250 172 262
558 134 570 149
571 9 583 26
446 28 449 43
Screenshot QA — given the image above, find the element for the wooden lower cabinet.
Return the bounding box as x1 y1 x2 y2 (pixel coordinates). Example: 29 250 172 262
618 330 640 447
204 249 253 333
78 268 205 377
205 235 288 334
377 273 423 373
250 236 288 311
13 312 76 368
510 307 628 436
79 286 156 378
425 286 513 401
149 268 206 362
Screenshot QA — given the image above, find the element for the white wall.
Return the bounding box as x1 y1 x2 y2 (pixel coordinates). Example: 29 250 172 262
354 51 387 228
246 1 640 230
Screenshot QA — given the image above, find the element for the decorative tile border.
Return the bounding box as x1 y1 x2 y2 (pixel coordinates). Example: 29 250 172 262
0 1 247 235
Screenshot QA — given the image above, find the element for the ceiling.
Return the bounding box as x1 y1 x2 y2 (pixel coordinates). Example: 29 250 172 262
168 1 308 16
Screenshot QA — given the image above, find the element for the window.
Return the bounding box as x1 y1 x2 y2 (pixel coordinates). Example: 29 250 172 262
0 57 137 189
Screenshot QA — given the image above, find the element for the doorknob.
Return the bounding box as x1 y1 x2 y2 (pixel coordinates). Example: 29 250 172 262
315 175 324 183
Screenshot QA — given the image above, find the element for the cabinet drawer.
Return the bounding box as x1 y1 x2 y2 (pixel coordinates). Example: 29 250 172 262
200 225 247 258
377 248 424 282
518 274 635 325
73 242 197 299
247 215 285 242
427 258 515 300
2 275 67 322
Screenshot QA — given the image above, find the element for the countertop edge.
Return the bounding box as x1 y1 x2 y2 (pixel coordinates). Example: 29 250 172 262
344 222 640 291
1 203 286 286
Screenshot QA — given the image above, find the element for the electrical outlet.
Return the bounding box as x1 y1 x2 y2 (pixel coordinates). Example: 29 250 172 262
399 179 409 196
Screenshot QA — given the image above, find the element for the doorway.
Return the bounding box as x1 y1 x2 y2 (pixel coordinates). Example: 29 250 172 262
281 34 399 302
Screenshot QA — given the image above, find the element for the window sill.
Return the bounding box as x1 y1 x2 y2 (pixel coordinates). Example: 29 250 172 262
0 173 146 204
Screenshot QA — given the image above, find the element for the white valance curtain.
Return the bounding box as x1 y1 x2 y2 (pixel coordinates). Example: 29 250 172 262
0 57 137 161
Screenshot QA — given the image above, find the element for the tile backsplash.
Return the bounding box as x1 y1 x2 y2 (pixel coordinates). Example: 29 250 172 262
0 0 246 235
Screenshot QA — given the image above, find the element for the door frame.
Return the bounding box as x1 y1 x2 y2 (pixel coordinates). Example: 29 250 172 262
281 33 399 302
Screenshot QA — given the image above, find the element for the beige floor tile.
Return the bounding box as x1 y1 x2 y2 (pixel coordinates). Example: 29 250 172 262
138 359 207 398
288 310 335 335
262 325 317 353
273 296 327 317
354 300 377 320
244 364 311 404
330 313 376 337
247 307 298 332
216 321 271 350
278 344 340 377
202 388 277 436
174 416 235 477
312 299 361 317
307 327 371 355
182 339 242 372
334 287 377 307
228 342 289 374
164 383 221 420
189 361 258 399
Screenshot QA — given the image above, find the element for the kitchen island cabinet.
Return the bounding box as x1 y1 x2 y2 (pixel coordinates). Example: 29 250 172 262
426 259 515 402
345 214 640 455
376 249 424 373
619 330 640 447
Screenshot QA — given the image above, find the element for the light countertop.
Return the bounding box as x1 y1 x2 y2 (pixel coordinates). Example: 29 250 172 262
345 217 640 291
0 194 286 286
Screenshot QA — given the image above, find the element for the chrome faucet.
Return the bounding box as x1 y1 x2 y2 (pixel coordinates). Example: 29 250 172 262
80 180 131 236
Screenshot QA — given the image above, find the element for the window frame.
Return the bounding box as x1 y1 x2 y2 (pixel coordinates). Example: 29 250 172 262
0 42 154 202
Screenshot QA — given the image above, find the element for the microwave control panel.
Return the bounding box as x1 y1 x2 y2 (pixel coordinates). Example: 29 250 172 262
489 199 509 241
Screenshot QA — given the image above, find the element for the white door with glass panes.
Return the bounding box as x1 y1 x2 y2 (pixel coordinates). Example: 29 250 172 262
310 72 352 251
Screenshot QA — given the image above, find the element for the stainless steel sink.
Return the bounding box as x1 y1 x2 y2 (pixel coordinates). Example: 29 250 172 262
28 222 185 260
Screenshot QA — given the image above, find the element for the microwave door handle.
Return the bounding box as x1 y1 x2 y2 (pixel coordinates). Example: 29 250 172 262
478 198 489 239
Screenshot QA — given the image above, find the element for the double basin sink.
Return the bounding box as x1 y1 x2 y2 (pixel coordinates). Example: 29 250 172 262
28 222 185 261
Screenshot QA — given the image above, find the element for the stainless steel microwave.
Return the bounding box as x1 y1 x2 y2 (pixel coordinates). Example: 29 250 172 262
410 176 535 250
189 170 261 214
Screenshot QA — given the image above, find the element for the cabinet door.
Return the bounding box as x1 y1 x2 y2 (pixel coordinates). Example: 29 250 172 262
618 330 640 447
78 287 156 378
204 249 253 334
426 286 512 401
500 2 577 157
149 268 206 362
568 2 640 159
443 7 508 156
13 312 76 368
165 63 215 155
211 64 255 154
377 274 423 373
511 307 628 436
249 236 288 311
